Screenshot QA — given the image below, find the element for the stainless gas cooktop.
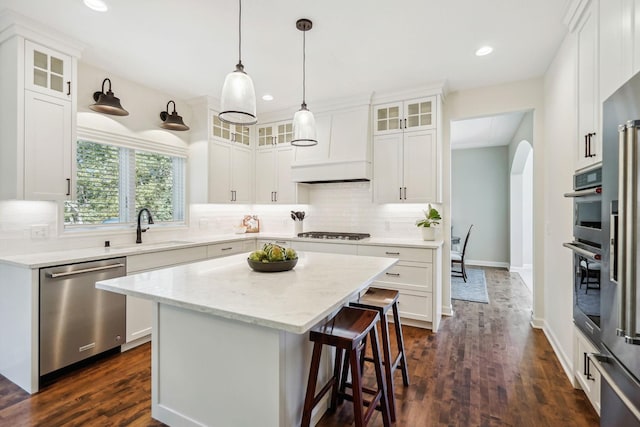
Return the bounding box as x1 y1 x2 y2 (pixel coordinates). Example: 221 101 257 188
297 232 371 240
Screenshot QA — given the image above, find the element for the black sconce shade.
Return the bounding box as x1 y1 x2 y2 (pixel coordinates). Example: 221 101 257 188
160 100 189 131
89 78 129 116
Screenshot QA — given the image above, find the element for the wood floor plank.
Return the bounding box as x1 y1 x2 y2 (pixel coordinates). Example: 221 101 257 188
0 268 598 426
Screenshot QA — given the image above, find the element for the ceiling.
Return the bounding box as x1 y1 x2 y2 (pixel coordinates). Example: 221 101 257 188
451 111 527 150
0 0 570 114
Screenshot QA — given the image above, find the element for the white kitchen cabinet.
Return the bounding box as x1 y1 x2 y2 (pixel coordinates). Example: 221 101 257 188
207 240 254 258
357 244 442 331
257 121 293 148
125 246 208 346
574 326 601 414
256 239 292 249
600 0 632 101
212 114 251 146
576 0 601 170
291 240 358 255
0 33 77 200
373 97 436 136
373 129 438 203
208 140 253 203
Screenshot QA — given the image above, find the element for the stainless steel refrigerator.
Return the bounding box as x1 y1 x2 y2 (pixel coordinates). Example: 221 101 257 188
597 70 640 426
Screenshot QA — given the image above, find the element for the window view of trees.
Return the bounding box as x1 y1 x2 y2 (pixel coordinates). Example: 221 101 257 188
64 140 185 226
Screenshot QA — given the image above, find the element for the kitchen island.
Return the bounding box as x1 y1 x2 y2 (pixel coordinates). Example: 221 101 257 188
96 251 398 427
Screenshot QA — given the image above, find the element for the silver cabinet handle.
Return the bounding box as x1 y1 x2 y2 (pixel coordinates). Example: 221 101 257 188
221 247 233 251
275 241 288 245
385 251 400 255
385 272 400 277
49 263 125 278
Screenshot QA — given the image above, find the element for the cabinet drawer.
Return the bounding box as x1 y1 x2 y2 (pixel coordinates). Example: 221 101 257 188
361 285 431 322
377 264 432 291
207 240 253 258
292 241 358 255
257 239 291 249
127 246 208 273
357 245 432 263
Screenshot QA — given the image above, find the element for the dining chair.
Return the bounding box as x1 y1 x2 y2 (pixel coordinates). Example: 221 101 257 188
451 224 473 282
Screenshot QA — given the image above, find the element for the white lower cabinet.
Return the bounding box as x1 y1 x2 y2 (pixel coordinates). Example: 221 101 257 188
124 246 208 347
574 326 601 415
357 244 441 330
291 241 358 255
207 240 254 258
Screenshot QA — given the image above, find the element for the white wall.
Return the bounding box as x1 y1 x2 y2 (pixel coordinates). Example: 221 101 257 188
444 78 546 323
542 32 577 381
451 146 509 267
522 153 533 265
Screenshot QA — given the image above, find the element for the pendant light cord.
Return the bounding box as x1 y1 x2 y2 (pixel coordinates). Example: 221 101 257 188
238 0 242 64
302 29 306 106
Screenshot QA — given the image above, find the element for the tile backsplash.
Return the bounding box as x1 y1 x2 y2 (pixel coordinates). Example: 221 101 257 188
0 182 440 256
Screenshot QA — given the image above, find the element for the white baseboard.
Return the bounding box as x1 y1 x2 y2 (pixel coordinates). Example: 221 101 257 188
442 305 453 316
466 259 510 269
541 320 575 387
510 264 533 273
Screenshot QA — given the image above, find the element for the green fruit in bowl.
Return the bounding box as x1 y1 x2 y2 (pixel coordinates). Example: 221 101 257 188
249 250 268 262
285 248 297 260
268 246 285 262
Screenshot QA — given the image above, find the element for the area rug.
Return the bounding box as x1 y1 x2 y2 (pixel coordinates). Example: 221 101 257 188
451 268 489 304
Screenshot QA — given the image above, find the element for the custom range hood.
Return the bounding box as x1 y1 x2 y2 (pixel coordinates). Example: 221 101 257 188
291 99 372 183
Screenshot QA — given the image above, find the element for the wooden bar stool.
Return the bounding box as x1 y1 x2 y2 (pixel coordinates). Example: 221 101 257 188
301 306 391 427
347 287 410 422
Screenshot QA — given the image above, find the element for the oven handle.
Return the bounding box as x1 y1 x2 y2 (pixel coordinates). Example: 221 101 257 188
562 242 601 262
563 187 602 197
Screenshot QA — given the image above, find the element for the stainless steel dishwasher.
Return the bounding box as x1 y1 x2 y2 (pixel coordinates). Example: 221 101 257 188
39 257 126 376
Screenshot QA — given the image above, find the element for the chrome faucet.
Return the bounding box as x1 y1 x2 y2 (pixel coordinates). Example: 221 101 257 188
136 208 154 244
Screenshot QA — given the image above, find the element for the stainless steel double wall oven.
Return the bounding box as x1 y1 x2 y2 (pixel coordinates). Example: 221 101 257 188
564 166 603 345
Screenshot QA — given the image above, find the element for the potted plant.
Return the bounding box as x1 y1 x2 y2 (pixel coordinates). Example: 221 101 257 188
415 204 441 241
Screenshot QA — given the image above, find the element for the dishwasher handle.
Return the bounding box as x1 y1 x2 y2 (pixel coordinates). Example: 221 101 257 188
48 263 125 278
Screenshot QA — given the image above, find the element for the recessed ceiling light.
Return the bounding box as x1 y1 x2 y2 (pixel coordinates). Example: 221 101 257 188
475 46 493 56
83 0 108 12
262 94 274 101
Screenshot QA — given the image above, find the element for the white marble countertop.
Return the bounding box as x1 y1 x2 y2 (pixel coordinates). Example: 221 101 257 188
96 252 398 334
0 233 443 269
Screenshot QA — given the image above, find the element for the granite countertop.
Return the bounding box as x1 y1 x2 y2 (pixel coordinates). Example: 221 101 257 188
96 252 398 334
0 233 443 269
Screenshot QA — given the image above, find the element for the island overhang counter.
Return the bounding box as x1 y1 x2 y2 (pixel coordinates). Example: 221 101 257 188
96 251 398 427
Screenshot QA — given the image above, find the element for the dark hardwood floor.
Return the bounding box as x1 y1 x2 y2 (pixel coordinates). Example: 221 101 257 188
0 268 599 426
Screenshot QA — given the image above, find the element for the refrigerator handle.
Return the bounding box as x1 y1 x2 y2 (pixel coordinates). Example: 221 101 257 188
624 121 640 345
618 124 628 337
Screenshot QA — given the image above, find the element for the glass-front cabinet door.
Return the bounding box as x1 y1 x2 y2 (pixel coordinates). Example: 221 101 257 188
276 122 293 144
257 125 275 148
24 40 72 100
212 114 251 146
373 96 436 135
404 97 435 131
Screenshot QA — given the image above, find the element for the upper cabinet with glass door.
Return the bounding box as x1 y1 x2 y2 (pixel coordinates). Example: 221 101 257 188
373 96 436 135
24 40 73 100
256 121 293 149
211 114 252 146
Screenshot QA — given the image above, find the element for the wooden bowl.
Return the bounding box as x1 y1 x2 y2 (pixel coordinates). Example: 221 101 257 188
247 258 298 272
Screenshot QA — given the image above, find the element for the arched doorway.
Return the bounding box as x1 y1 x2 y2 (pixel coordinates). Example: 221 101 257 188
510 139 533 291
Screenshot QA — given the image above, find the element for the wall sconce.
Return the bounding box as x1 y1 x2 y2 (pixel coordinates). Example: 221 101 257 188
89 78 129 116
160 100 189 131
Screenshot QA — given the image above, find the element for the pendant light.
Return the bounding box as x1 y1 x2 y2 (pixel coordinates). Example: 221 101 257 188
219 0 257 125
160 100 190 131
89 78 129 116
291 18 317 147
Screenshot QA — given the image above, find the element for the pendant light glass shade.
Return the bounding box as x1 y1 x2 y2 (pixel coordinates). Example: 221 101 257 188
219 63 257 125
219 0 257 125
160 100 190 131
291 19 317 147
89 78 129 116
292 105 317 146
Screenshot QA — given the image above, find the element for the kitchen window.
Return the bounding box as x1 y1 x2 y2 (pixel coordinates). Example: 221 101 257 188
64 139 185 228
